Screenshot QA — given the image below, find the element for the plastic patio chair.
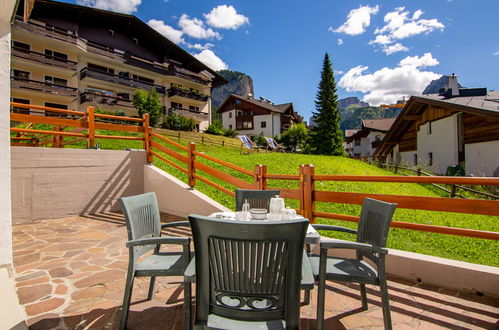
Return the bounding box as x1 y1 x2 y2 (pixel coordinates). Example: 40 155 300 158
118 192 192 330
309 198 397 330
235 189 280 211
187 214 309 329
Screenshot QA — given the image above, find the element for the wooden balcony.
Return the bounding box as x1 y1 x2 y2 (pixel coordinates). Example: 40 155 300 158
13 18 77 45
167 86 208 102
371 140 383 148
11 77 77 97
80 92 134 108
167 107 209 121
80 68 166 94
11 47 77 71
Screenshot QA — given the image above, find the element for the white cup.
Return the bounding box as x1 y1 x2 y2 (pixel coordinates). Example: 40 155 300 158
280 208 297 220
235 211 250 221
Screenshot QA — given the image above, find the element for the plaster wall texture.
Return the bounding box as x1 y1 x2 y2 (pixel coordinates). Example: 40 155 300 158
465 140 499 176
272 113 281 137
417 116 458 174
221 110 236 130
400 151 417 166
144 165 231 218
0 7 13 267
11 148 146 223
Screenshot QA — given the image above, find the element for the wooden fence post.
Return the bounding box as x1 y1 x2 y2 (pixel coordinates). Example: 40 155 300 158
300 165 315 223
417 168 421 176
254 164 267 190
142 113 152 163
87 106 95 148
188 142 196 189
451 184 456 198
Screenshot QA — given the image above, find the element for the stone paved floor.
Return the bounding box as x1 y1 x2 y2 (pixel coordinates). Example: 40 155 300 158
12 213 499 329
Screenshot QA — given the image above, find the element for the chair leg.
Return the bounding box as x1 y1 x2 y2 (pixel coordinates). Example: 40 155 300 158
317 278 326 330
183 280 192 330
304 289 311 305
360 283 368 310
119 272 135 330
379 278 392 330
147 276 156 300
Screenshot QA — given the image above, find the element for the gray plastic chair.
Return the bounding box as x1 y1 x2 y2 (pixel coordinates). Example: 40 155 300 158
235 189 280 211
309 198 397 330
119 192 192 330
188 214 309 329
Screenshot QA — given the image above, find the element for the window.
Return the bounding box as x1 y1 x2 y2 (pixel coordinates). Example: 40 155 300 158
117 92 130 100
354 140 361 146
413 154 418 165
12 98 30 114
234 99 241 105
229 124 232 129
229 112 232 119
189 105 200 112
44 103 68 117
45 76 68 87
237 111 243 117
13 41 30 52
427 122 432 135
88 63 114 74
132 75 154 84
45 49 68 62
261 121 266 128
236 121 253 130
171 102 183 109
428 152 433 166
13 69 30 80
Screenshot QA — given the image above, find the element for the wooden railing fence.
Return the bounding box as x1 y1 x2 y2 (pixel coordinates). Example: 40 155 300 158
10 103 499 242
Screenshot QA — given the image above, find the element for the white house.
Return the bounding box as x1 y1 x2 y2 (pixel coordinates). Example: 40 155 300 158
344 118 395 159
375 76 499 176
217 94 302 137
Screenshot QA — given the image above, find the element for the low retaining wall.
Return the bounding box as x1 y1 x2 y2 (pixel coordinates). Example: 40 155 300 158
11 147 146 223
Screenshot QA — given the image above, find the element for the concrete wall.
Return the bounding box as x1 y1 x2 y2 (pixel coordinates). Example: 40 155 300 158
144 165 231 217
11 147 146 223
465 140 499 176
0 0 14 268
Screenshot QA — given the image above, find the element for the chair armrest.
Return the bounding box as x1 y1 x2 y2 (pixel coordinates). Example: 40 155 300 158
312 224 357 235
184 257 196 282
126 236 190 248
300 251 314 290
161 221 190 229
320 239 388 255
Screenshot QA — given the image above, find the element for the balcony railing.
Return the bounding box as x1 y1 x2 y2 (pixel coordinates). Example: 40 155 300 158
80 68 166 94
11 47 77 71
80 92 135 108
13 18 77 45
166 107 209 121
11 76 77 97
371 140 383 148
167 86 208 102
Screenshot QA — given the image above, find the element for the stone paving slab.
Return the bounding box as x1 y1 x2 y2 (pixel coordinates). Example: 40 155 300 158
12 213 499 329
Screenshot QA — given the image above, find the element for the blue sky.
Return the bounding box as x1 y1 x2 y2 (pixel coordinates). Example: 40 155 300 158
67 0 498 121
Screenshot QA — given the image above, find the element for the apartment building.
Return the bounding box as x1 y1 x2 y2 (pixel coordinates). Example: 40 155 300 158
344 118 395 159
10 0 225 131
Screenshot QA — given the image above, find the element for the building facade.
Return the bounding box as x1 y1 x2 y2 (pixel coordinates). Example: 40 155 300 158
217 94 302 137
10 0 225 131
375 78 499 176
344 118 395 159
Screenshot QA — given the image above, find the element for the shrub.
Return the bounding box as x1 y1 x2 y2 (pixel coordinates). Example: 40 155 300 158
252 132 267 147
205 119 225 135
224 128 238 138
277 123 309 152
132 88 162 127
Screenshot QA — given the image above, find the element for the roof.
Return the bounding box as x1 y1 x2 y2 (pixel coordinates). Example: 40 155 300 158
344 129 360 137
25 0 227 87
218 94 295 114
362 118 396 132
374 91 499 157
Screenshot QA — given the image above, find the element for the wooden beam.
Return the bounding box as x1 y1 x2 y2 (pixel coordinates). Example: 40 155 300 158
401 115 422 120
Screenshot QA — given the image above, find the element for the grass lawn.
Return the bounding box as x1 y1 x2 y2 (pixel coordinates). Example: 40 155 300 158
14 126 498 267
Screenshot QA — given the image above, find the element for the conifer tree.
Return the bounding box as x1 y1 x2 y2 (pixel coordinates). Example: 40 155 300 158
309 53 343 155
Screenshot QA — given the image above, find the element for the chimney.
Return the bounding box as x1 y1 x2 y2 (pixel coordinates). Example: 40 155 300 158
247 93 253 99
266 98 271 103
448 74 459 96
259 96 264 102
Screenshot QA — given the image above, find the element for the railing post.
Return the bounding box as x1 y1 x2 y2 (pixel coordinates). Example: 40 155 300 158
188 142 196 189
87 106 95 148
142 113 152 163
254 164 267 190
451 184 456 198
417 168 421 176
300 164 315 223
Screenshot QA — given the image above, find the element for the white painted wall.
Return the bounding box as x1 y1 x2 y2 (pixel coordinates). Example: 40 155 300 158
400 151 417 166
417 116 459 174
221 109 236 130
0 1 14 268
465 141 499 176
272 113 281 137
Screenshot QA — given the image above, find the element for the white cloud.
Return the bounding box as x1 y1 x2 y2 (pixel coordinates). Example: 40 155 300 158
335 70 345 76
382 42 409 55
369 7 444 55
147 19 184 44
77 0 141 14
338 53 441 105
187 43 214 51
179 14 222 40
204 5 249 29
330 5 379 36
337 38 344 45
193 50 228 71
494 51 499 56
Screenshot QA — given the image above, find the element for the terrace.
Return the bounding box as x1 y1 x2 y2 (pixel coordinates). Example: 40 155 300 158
5 104 499 329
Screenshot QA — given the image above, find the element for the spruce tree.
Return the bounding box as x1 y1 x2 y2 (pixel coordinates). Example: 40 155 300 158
309 53 343 155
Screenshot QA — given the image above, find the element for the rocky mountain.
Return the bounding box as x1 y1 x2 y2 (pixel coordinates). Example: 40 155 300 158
212 70 254 107
338 97 369 110
422 75 463 95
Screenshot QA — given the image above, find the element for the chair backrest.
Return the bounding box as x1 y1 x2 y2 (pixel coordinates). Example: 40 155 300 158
265 137 277 149
356 198 397 260
235 189 281 211
237 135 253 149
119 192 161 258
188 215 308 328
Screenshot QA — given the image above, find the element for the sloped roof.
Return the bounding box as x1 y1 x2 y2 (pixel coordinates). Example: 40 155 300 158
345 129 360 137
218 94 295 114
362 118 396 132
